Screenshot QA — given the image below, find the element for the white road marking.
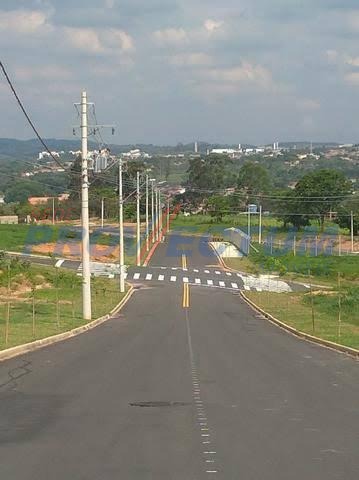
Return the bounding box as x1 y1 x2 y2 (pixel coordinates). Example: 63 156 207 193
133 273 140 280
55 259 65 268
226 272 232 276
231 282 238 289
204 270 210 274
145 274 152 280
194 269 199 273
207 280 214 286
183 277 189 283
219 281 225 287
158 274 165 281
170 276 177 282
195 278 201 284
215 271 221 275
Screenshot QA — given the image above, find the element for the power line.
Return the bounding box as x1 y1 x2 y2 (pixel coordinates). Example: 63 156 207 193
0 61 66 171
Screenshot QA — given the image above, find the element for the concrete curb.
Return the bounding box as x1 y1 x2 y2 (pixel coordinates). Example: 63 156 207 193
240 291 359 360
143 240 161 267
0 286 135 363
208 243 230 270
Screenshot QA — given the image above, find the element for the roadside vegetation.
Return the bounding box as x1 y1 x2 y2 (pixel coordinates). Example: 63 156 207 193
0 256 127 350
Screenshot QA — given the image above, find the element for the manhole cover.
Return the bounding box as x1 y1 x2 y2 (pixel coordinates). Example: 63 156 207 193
129 401 190 408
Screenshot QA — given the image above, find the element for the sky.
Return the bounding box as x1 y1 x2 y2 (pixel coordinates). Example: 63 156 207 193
1 0 359 145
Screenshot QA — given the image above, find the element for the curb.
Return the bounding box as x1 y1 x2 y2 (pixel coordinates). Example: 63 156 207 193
143 240 161 267
240 291 359 360
0 286 135 363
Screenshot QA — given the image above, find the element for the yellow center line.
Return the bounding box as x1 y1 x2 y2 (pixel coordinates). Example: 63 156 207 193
182 283 190 309
181 253 187 270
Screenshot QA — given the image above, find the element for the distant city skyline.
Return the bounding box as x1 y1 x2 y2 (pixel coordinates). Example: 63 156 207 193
1 1 359 144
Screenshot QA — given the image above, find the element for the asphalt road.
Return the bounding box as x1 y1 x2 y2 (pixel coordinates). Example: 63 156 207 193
0 235 358 479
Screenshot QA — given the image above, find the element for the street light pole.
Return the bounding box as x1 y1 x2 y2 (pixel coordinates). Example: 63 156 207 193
155 187 159 242
259 204 262 244
145 174 149 252
167 199 170 234
81 91 91 320
52 197 55 225
101 197 104 229
136 171 141 266
351 211 354 253
119 159 125 293
151 180 155 244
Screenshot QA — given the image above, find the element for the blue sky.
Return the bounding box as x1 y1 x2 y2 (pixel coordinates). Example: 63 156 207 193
1 0 359 144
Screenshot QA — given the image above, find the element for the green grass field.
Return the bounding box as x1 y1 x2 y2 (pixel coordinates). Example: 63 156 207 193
0 263 127 350
246 289 359 350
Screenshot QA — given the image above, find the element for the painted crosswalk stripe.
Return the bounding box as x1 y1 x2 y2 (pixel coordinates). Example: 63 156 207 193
215 271 221 275
183 277 189 283
204 270 210 274
55 259 65 268
133 273 140 280
195 278 201 285
194 269 199 273
219 281 225 287
158 275 165 281
207 279 214 286
145 274 152 280
231 282 238 289
226 272 232 276
170 276 177 282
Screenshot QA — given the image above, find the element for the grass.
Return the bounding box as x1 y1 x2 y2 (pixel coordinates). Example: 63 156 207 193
0 263 127 351
246 289 359 350
225 247 359 286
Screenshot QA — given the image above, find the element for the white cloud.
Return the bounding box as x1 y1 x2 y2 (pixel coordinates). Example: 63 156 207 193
295 98 321 111
207 63 273 88
170 52 213 67
345 72 359 86
204 19 224 33
346 56 359 67
104 0 115 8
14 65 72 81
64 27 134 54
326 49 339 64
0 9 50 34
153 28 189 46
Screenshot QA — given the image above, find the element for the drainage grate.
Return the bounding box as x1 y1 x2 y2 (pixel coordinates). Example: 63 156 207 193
129 401 190 408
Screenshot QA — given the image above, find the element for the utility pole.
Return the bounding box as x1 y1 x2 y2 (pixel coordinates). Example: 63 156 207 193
52 197 55 225
101 197 104 229
258 204 262 244
155 187 159 242
136 171 141 266
167 199 170 234
151 179 155 244
247 206 251 239
158 189 162 241
145 175 149 252
119 159 125 293
81 91 91 321
351 211 354 253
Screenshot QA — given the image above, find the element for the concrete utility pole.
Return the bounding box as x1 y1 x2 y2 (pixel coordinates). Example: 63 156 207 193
158 189 162 241
119 159 125 293
167 199 170 234
259 205 262 244
247 206 251 239
52 197 55 225
155 187 159 242
351 211 354 253
136 171 141 266
150 179 155 244
145 174 149 252
101 197 104 229
81 91 91 320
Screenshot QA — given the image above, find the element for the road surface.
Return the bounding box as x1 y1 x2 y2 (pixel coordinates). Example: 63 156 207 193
0 234 358 479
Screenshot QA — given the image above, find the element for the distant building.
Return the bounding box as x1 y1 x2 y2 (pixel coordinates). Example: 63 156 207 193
28 194 70 206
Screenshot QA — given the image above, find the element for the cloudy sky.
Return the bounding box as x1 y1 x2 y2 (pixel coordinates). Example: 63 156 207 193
1 0 359 145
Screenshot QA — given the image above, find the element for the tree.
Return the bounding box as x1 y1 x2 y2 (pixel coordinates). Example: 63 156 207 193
187 154 233 191
237 162 271 195
206 195 231 223
335 193 359 235
294 169 352 230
